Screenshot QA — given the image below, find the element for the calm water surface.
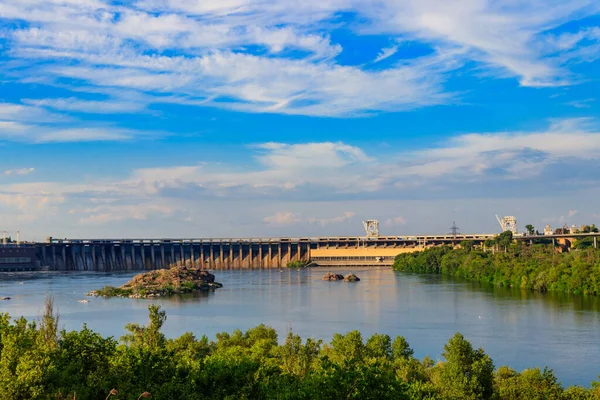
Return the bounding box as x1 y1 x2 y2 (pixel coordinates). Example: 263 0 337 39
0 267 599 387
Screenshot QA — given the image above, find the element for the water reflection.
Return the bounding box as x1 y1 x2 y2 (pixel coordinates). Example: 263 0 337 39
0 267 598 387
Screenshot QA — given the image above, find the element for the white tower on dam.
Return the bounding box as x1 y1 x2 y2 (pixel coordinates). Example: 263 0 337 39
496 215 517 235
362 220 380 239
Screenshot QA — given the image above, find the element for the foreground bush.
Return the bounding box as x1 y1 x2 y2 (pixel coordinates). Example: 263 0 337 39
0 301 598 399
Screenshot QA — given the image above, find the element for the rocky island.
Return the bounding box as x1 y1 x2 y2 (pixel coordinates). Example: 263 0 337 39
86 264 223 299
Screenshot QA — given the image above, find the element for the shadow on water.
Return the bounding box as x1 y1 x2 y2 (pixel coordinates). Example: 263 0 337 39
396 271 600 313
157 290 215 303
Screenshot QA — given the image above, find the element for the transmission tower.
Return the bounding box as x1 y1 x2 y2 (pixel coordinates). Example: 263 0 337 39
449 221 460 244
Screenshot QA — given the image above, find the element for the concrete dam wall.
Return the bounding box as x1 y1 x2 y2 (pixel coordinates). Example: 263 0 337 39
37 239 311 271
33 234 501 271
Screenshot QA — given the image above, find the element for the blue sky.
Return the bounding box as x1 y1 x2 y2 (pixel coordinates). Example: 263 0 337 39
1 0 600 240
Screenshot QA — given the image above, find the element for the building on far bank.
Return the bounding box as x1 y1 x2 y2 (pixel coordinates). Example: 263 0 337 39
544 224 553 235
0 246 38 271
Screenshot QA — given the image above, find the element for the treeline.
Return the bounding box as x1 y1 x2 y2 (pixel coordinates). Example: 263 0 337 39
393 243 600 296
0 301 599 399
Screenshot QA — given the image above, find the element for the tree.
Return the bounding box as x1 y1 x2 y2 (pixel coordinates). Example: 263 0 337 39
437 333 495 400
573 237 595 250
277 332 321 377
460 240 474 251
494 366 563 400
122 305 166 349
497 231 513 250
392 336 414 360
525 225 535 236
591 224 599 233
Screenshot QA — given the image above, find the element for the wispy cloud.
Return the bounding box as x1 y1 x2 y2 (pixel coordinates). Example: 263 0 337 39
1 0 598 118
3 116 600 219
4 168 35 176
385 216 407 226
2 117 600 236
373 46 399 63
23 97 146 114
0 101 160 143
565 98 595 108
69 204 175 224
263 212 302 225
264 211 356 226
308 212 356 226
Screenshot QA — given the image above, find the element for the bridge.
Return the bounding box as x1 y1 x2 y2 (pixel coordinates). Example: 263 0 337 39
515 232 599 248
0 232 597 272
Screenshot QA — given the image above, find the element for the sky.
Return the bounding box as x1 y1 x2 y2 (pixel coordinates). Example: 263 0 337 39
1 0 600 241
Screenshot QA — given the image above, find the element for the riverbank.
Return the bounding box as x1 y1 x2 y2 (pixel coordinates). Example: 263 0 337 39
1 301 598 399
393 244 600 296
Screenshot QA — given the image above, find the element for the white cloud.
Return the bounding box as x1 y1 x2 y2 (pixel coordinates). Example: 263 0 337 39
0 101 159 143
23 97 145 114
4 168 35 176
1 118 599 211
568 209 579 217
373 46 399 63
263 211 355 226
255 142 371 170
400 118 600 179
307 212 355 226
565 98 595 108
0 123 152 143
2 118 600 237
0 191 65 223
1 0 597 118
69 204 175 224
385 216 407 226
263 212 302 225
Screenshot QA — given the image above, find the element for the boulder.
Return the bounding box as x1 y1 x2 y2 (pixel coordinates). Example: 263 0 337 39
322 272 344 281
198 270 215 283
344 273 360 282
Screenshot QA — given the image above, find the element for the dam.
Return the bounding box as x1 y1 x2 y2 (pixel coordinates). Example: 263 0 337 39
31 234 496 271
2 231 598 272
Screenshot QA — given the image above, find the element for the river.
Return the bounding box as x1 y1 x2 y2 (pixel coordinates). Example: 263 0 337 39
0 266 599 387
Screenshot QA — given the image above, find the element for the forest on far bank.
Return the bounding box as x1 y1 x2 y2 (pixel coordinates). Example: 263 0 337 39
393 233 600 296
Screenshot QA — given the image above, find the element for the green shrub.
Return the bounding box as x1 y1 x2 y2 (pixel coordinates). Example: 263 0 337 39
287 260 308 268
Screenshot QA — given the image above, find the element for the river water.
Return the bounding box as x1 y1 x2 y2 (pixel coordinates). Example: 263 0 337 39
0 267 599 387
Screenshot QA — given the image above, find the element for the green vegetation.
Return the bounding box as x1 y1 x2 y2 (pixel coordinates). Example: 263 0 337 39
1 299 599 399
87 265 222 299
393 242 600 296
581 225 599 233
287 260 309 268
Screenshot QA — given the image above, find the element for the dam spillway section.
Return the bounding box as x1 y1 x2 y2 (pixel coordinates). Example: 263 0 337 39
33 234 497 271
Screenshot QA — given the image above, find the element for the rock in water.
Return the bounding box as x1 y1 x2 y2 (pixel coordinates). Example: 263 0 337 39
322 272 344 281
344 273 360 282
87 264 222 298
